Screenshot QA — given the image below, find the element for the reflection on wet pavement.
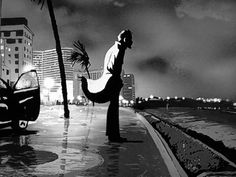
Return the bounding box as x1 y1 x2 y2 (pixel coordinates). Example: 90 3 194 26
106 144 120 176
0 106 171 177
59 118 70 176
0 116 104 176
0 135 58 177
31 117 104 176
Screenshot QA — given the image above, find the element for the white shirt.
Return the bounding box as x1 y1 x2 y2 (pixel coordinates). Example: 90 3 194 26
87 41 125 93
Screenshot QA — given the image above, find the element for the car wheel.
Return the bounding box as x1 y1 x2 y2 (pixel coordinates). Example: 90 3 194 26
11 120 28 130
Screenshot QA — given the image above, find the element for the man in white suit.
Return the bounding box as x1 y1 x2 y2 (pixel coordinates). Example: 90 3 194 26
104 30 133 142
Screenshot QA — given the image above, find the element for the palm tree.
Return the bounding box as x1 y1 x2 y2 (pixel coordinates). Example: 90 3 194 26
32 0 69 118
68 40 91 79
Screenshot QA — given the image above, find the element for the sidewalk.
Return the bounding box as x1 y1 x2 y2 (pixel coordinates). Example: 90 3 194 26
0 105 174 177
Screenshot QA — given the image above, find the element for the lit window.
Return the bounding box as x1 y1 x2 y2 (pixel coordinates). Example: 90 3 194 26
0 45 4 50
1 53 4 57
0 39 3 43
8 48 11 52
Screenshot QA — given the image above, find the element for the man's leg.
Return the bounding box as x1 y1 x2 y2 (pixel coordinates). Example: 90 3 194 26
106 93 120 139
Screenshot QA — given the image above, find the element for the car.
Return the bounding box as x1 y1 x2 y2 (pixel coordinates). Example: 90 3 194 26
0 70 40 130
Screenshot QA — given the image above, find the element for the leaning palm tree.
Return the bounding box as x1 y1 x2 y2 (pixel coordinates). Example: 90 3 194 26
68 40 91 79
32 0 69 118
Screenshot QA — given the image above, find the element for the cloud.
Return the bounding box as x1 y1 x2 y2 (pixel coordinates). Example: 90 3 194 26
113 1 125 7
176 0 236 21
136 56 170 74
2 0 236 99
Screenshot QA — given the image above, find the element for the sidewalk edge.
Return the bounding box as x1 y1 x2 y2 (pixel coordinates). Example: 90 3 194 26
136 113 188 177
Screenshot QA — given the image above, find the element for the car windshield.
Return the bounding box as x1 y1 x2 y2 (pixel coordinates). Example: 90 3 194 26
14 71 38 90
0 79 10 101
0 79 7 89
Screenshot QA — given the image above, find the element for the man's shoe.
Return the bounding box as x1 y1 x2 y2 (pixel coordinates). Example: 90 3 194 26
108 136 127 143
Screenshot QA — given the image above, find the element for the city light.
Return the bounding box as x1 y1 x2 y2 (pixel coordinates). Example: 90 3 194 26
119 95 124 101
23 64 35 72
77 95 83 101
44 77 54 90
149 95 154 99
43 77 55 103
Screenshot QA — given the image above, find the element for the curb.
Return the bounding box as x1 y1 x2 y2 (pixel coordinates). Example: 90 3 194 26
136 113 188 177
137 110 236 177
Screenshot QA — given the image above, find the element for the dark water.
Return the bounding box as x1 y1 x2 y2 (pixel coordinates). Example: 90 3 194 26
146 107 236 149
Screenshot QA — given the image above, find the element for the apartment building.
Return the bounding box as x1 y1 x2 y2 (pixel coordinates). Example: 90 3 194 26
122 73 135 102
0 17 33 85
33 48 73 95
74 69 135 103
73 68 103 100
32 50 43 86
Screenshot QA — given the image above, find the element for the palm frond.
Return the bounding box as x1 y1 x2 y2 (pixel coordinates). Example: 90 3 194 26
68 40 91 78
31 0 45 9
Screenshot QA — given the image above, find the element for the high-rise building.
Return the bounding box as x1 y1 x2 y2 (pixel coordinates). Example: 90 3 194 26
0 17 34 85
74 69 135 103
32 50 43 86
33 48 73 93
122 73 135 102
73 68 103 100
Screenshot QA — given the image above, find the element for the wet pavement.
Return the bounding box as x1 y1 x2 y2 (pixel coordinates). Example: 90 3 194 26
0 105 171 177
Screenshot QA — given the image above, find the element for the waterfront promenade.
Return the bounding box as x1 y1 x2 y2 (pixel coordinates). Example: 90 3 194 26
0 105 172 177
1 105 236 176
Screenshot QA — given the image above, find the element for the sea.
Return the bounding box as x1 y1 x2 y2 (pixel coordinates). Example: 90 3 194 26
145 107 236 149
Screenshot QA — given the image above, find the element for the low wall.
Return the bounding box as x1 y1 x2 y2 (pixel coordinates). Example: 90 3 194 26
138 111 236 177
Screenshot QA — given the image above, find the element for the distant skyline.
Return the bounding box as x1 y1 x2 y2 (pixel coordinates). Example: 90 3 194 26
2 0 236 100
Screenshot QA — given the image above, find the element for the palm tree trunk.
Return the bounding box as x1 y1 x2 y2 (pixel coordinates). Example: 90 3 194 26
47 0 70 118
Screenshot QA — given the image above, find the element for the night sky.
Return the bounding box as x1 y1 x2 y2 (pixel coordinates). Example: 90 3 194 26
2 0 236 100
